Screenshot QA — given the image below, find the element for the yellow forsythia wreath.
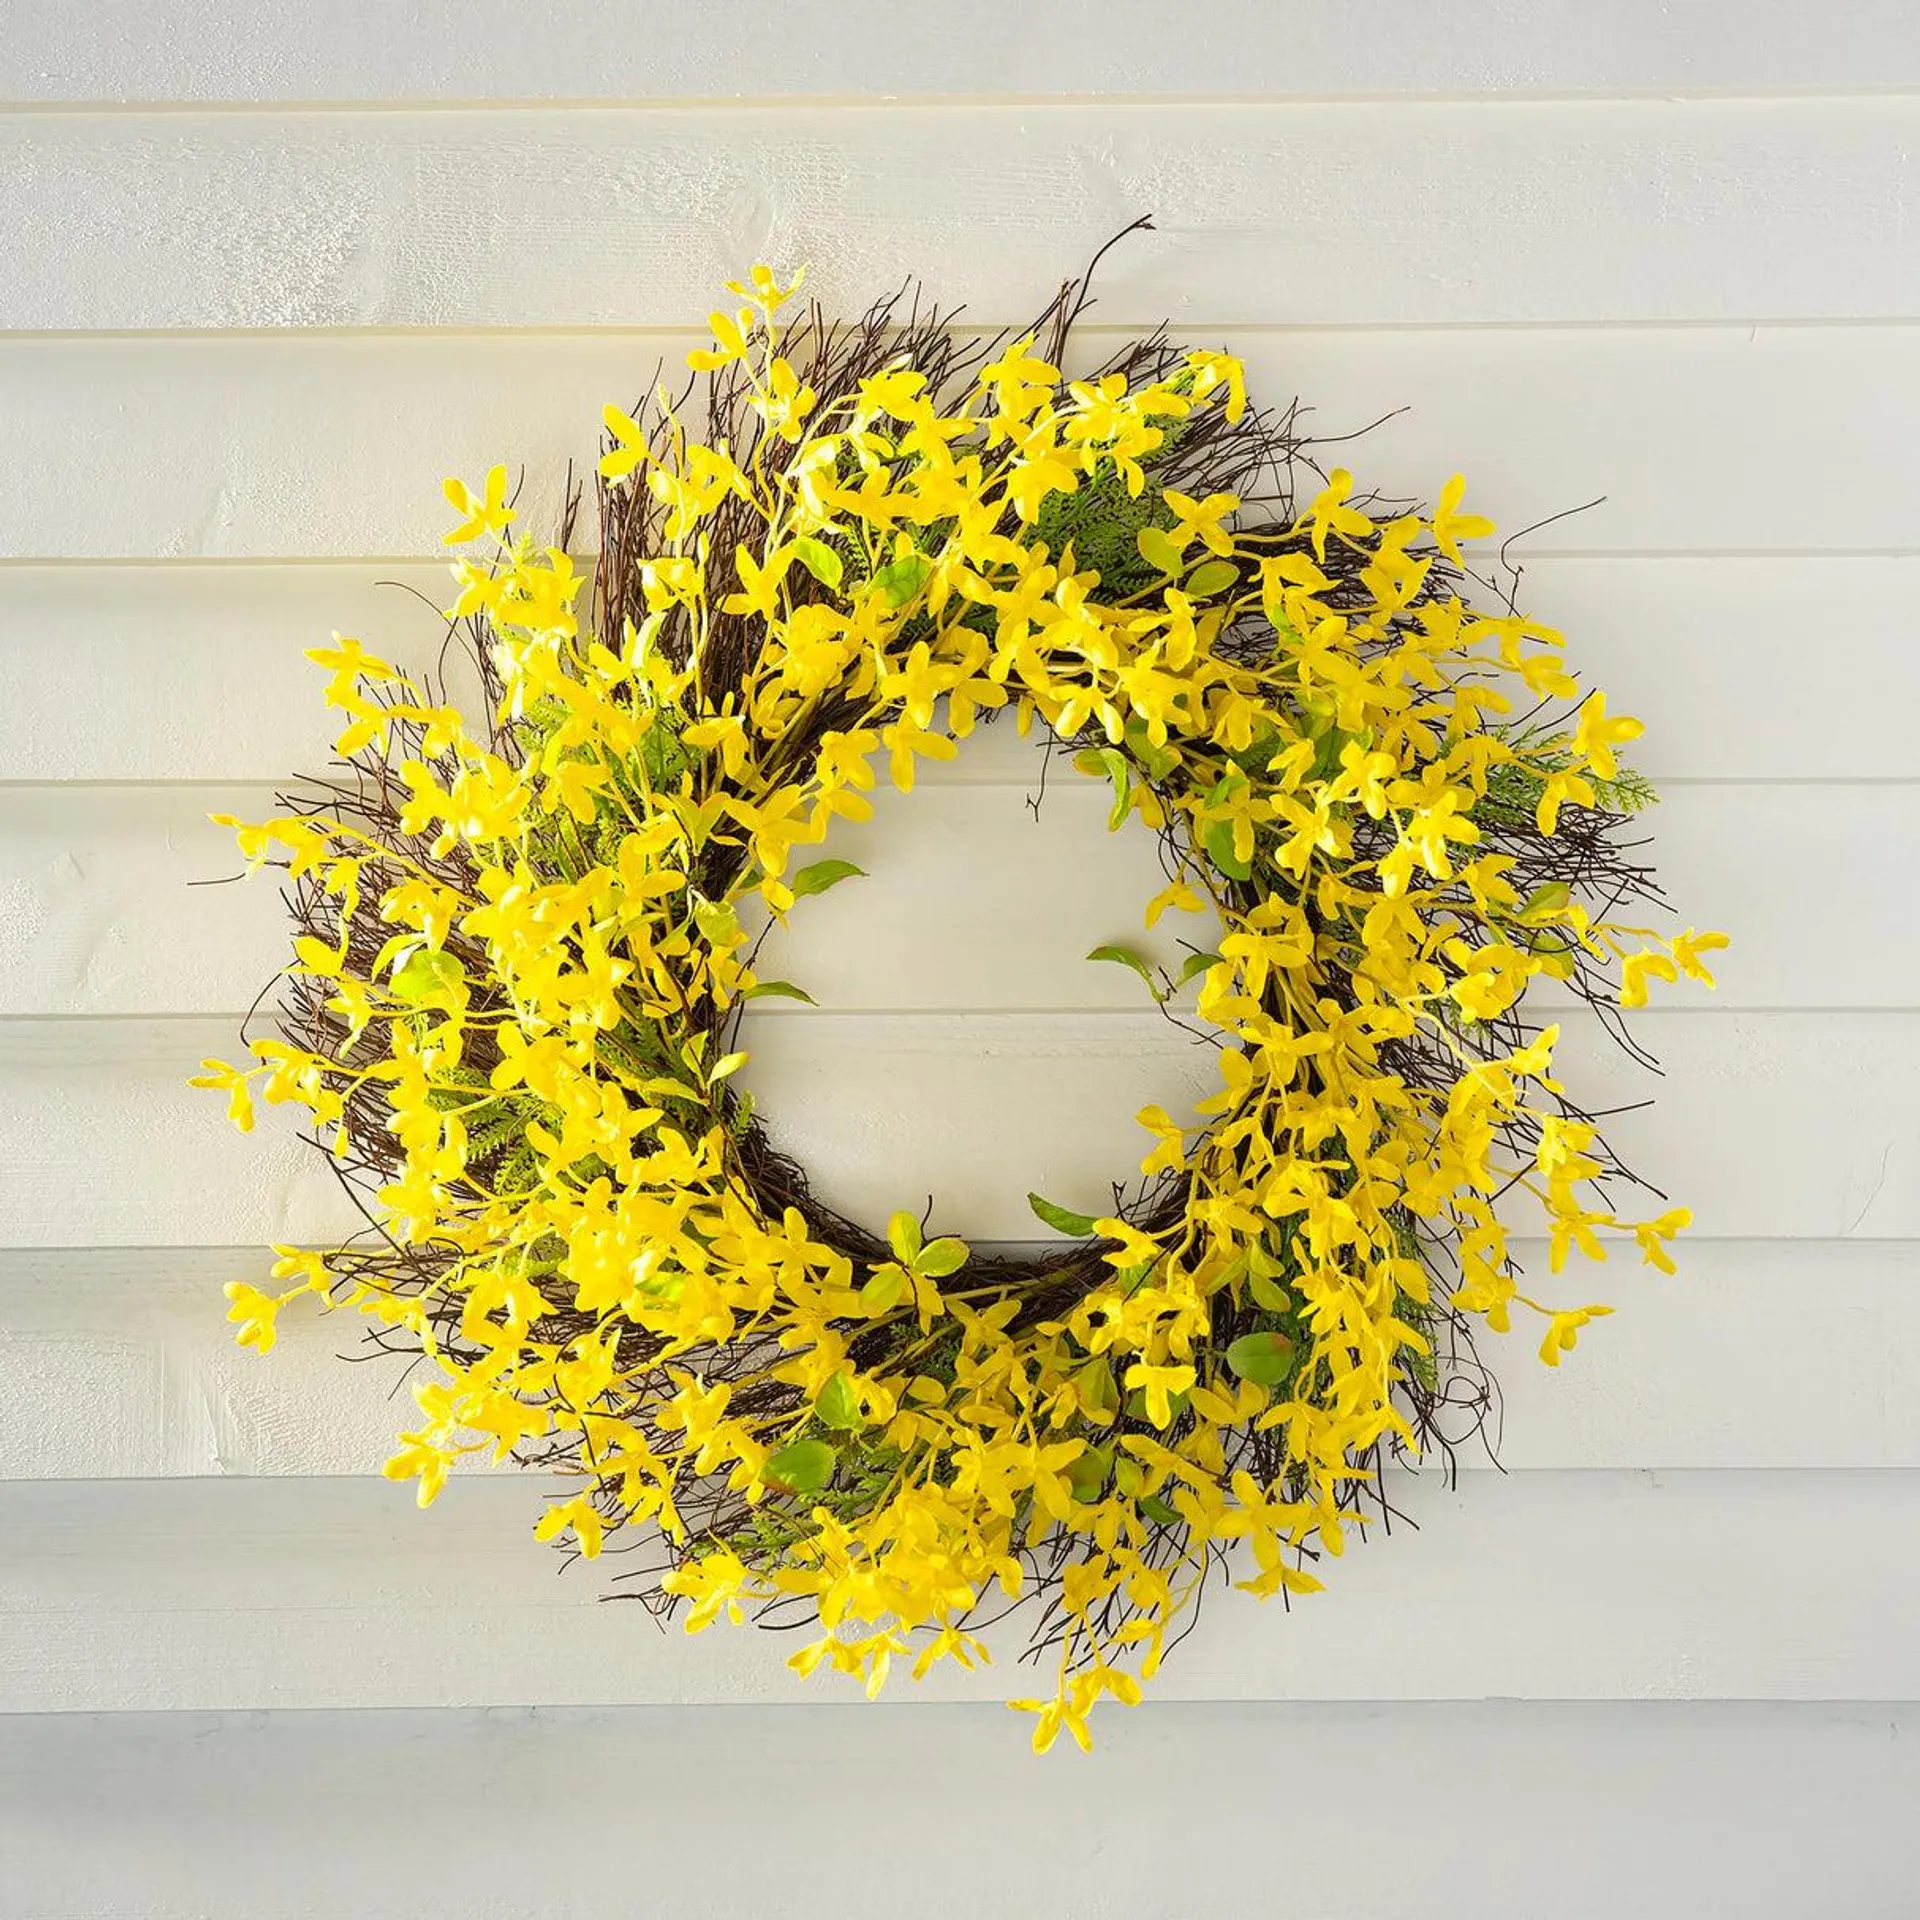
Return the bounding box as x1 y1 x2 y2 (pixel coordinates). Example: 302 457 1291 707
198 253 1724 1751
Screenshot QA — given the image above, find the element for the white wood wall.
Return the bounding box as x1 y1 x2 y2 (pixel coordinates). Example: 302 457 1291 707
4 5 1919 1914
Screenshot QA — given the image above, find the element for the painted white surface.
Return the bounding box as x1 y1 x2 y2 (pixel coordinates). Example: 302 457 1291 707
1 12 1916 1916
6 100 1919 329
9 556 1920 782
8 0 1918 103
4 326 1919 558
0 775 1909 1015
3 1009 1913 1245
5 1241 1916 1478
5 1472 1918 1711
3 1703 1914 1920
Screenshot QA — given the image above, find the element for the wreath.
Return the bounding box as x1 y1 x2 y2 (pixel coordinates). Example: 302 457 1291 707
198 236 1723 1752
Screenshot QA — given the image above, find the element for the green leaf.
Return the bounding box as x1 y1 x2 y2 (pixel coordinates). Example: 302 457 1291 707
1028 1192 1100 1238
1123 715 1179 779
1228 729 1285 775
917 1236 969 1279
1067 1443 1113 1503
1247 1268 1292 1314
873 550 932 607
1201 816 1254 882
1527 935 1578 980
1139 1494 1181 1527
1176 950 1223 988
814 1373 865 1432
789 859 865 900
1297 693 1336 738
1248 1235 1287 1281
886 1210 924 1263
639 718 692 786
706 1051 749 1085
1311 729 1354 781
1087 944 1159 996
742 979 817 1005
1518 882 1573 924
860 1266 908 1316
1135 525 1185 576
764 1438 837 1497
1073 744 1134 830
1199 770 1257 880
1225 1330 1299 1386
1183 558 1238 598
1073 1355 1120 1421
692 898 742 948
390 948 464 1002
788 536 844 592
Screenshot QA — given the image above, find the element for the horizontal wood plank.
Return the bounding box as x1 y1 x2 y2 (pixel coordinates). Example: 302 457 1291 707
3 100 1918 329
5 556 1916 784
4 1700 1916 1920
8 0 1916 105
2 327 1913 561
0 779 1901 1017
735 1010 1920 1241
3 1240 1913 1478
3 1469 1915 1711
0 1011 1912 1246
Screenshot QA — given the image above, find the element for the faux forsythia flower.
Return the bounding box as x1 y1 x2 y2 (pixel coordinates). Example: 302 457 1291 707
198 263 1722 1752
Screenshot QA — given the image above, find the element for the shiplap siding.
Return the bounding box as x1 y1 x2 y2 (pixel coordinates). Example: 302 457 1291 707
8 0 1919 103
3 6 1918 1916
7 101 1920 329
4 328 1919 558
5 1704 1915 1920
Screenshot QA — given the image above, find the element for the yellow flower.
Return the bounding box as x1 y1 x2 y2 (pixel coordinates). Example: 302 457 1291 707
1164 489 1239 559
1538 1304 1612 1368
1620 949 1680 1008
543 755 610 826
1534 767 1595 837
1123 1361 1196 1429
1144 879 1204 928
1634 1207 1693 1275
1299 467 1374 561
749 355 817 442
441 465 514 545
600 404 650 482
1009 1689 1095 1756
686 302 753 372
190 1058 256 1133
1135 1104 1189 1178
1673 928 1730 987
223 1281 283 1354
1429 473 1495 565
879 719 958 793
683 712 753 782
383 1429 456 1508
533 1494 606 1559
1573 690 1644 782
1184 348 1247 423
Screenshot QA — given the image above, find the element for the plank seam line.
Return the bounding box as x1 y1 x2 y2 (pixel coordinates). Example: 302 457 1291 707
7 317 1920 344
6 775 1915 794
5 88 1920 117
0 1236 1911 1257
0 1004 1909 1025
2 550 1916 571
